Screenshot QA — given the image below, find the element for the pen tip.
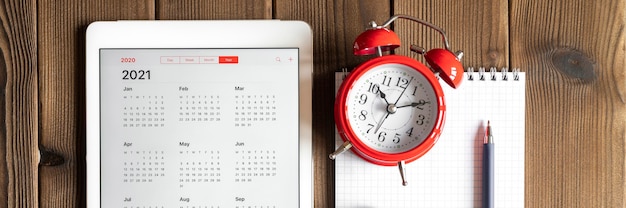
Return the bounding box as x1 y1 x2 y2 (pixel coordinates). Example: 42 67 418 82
486 120 493 143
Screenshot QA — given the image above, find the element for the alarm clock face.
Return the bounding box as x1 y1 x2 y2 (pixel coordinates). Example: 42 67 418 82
338 56 445 160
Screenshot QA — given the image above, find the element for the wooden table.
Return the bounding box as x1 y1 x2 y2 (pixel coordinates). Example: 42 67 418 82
1 0 623 207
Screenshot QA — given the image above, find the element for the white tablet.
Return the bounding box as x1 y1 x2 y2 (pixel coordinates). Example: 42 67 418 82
86 20 312 207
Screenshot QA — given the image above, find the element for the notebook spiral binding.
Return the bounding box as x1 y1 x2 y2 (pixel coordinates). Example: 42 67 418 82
339 66 521 82
467 67 520 81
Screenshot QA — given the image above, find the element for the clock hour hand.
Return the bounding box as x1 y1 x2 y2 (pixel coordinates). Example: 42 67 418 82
369 90 392 134
378 90 391 105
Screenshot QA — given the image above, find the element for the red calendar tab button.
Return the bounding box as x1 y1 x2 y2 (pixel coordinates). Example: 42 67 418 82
219 56 238 64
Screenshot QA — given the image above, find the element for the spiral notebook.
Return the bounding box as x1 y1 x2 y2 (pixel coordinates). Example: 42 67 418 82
334 67 525 208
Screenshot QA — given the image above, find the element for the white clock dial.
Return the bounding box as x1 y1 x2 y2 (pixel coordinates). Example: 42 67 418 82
345 63 439 153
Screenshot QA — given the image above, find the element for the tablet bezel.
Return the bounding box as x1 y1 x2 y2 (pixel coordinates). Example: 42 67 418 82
85 20 313 207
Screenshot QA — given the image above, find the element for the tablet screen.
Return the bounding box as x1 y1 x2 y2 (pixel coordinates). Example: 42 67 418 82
99 48 300 207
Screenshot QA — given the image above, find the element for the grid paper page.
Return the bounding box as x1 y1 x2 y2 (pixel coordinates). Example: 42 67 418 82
334 70 525 208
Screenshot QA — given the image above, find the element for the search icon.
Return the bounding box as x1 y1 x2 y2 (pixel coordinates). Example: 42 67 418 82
275 57 281 62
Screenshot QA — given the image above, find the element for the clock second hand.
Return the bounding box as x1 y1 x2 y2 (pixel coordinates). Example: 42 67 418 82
374 112 390 134
393 77 414 105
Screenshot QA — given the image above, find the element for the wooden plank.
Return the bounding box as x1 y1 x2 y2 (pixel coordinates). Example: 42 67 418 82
274 1 390 207
157 0 272 19
393 0 509 68
0 0 39 207
37 1 154 207
510 0 626 207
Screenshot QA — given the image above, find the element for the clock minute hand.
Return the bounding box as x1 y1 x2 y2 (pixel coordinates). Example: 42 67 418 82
396 100 430 109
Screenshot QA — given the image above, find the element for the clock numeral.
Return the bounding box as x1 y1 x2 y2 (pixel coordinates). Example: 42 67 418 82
412 86 418 96
378 131 387 142
405 127 414 137
381 75 392 87
358 94 368 105
416 114 426 125
366 123 375 133
378 132 401 143
359 110 368 121
392 133 401 144
368 83 380 94
396 77 410 89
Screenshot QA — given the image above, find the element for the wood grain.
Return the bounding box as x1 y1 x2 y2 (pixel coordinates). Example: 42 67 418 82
511 0 626 207
37 1 154 207
0 0 39 207
157 0 272 20
0 0 619 207
274 1 389 207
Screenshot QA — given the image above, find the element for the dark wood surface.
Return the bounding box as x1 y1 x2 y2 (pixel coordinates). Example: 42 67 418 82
0 0 623 207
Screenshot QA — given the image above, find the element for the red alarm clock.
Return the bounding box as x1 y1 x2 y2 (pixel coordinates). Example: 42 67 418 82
330 15 464 186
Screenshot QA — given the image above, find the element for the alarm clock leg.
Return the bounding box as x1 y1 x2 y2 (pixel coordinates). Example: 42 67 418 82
329 141 353 160
398 161 408 186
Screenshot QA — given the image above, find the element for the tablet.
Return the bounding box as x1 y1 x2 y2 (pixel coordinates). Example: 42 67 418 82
86 20 312 207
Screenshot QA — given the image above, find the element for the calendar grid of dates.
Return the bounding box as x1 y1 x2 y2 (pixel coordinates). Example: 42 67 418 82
102 48 301 207
178 95 222 123
121 93 279 128
118 142 286 207
121 149 280 184
122 95 166 128
234 95 278 127
112 86 297 207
